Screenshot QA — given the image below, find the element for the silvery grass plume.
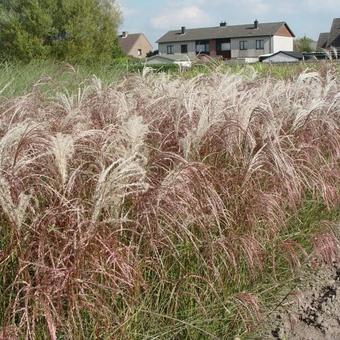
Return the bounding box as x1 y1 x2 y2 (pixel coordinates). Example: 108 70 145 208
92 155 148 223
0 176 30 230
0 121 42 230
50 133 74 187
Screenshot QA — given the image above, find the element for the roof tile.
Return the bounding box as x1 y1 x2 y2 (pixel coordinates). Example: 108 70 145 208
317 33 330 49
156 22 294 43
327 18 340 47
118 33 152 54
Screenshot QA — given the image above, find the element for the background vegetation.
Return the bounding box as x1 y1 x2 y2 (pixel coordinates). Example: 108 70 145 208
0 0 122 63
294 35 315 53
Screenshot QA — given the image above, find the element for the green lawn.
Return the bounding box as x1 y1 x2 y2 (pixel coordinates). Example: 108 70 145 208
0 60 141 98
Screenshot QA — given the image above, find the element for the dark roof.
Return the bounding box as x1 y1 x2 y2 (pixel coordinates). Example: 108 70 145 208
279 51 303 59
281 51 303 59
317 33 330 49
156 22 294 43
118 33 151 54
327 18 340 47
260 51 303 61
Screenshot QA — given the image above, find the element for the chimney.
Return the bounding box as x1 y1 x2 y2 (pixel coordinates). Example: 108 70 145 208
254 19 259 29
122 31 128 38
181 26 186 34
220 21 227 27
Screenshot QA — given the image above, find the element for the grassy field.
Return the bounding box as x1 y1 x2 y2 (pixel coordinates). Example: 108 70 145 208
0 59 339 98
0 61 133 98
0 61 339 339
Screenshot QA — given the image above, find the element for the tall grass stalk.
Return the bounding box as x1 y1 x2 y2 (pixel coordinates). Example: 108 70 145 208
0 63 339 339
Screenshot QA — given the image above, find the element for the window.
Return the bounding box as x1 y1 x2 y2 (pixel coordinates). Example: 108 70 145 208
256 40 264 50
181 44 188 54
196 40 210 54
216 39 231 54
137 49 142 56
167 45 174 54
239 41 248 50
220 42 231 51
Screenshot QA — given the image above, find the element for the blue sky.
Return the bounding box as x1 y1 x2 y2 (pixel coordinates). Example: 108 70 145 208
118 0 338 48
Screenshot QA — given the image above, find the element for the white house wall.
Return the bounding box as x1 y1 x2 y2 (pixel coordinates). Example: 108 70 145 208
272 36 294 53
231 37 271 58
263 53 298 63
158 35 294 59
159 42 196 56
147 57 173 65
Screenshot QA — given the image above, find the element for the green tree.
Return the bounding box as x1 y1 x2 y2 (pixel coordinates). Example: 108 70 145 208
294 35 315 53
0 0 122 63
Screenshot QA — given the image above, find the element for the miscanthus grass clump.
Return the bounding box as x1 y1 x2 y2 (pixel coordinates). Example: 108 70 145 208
0 65 339 339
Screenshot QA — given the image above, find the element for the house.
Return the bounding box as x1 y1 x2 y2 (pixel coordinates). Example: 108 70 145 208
156 20 295 61
118 32 152 58
146 54 193 68
259 51 304 63
317 18 340 51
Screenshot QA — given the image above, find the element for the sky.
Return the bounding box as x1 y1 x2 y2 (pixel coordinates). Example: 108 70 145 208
118 0 339 49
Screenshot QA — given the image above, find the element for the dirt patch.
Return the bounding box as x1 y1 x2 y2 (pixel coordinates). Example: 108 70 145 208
266 263 340 340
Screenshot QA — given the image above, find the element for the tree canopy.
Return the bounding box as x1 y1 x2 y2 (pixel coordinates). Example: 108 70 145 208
294 35 315 53
0 0 122 63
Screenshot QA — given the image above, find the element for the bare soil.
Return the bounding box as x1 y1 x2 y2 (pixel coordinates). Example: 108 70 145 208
265 263 340 340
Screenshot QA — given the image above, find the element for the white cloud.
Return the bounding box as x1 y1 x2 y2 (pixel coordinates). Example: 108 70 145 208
117 0 137 17
273 2 297 15
149 0 273 31
241 0 270 16
150 5 213 29
120 5 137 17
302 0 339 11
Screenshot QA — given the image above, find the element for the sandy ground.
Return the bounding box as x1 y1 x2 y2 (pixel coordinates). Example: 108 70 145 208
264 263 340 340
